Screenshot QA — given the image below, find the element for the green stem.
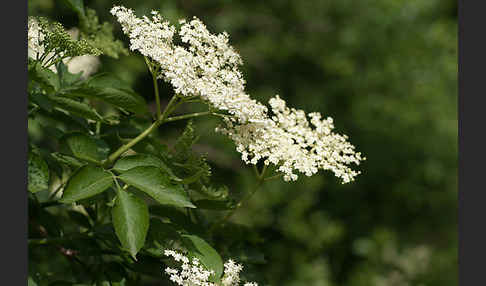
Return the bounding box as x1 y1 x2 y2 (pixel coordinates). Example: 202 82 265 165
253 165 260 178
145 57 162 119
160 94 180 120
164 111 212 123
103 95 179 167
96 121 101 135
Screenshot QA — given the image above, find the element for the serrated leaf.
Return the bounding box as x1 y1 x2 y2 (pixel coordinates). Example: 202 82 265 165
113 154 180 181
28 151 50 193
60 166 113 203
118 166 195 208
62 133 108 163
182 234 223 280
65 74 148 115
61 0 85 17
112 189 149 259
47 95 103 121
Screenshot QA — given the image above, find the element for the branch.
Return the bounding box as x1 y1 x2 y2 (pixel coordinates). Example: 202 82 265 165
102 95 179 167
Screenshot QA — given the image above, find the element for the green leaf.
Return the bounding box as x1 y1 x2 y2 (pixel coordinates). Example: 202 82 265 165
28 62 60 92
28 151 50 193
60 166 113 203
30 93 53 112
62 133 108 163
39 108 90 132
112 189 149 259
182 234 224 280
113 154 180 181
65 74 148 115
61 0 85 17
118 166 195 208
51 152 85 168
56 61 83 87
47 95 103 121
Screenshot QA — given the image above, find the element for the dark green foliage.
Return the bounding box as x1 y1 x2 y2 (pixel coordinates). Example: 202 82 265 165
172 120 212 184
60 165 113 203
28 0 457 285
62 74 149 115
112 188 150 259
28 150 50 193
118 166 195 208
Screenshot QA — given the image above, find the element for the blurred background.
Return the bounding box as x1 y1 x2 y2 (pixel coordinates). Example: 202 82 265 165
29 0 457 285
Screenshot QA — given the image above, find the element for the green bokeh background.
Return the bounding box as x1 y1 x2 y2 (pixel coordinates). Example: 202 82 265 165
29 0 457 285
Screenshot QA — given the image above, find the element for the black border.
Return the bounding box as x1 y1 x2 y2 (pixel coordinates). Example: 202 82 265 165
458 0 485 285
0 0 473 284
2 0 28 285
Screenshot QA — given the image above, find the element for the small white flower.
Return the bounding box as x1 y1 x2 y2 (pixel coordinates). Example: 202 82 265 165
163 249 258 286
111 5 365 183
28 17 45 59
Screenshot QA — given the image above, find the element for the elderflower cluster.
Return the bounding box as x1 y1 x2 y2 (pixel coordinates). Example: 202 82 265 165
27 18 100 78
218 96 364 182
28 17 45 58
111 5 364 183
164 249 257 286
110 5 267 123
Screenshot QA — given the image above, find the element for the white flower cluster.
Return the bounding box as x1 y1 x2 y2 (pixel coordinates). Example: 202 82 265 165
164 249 257 286
218 96 364 182
28 17 45 58
27 18 100 78
110 6 267 123
111 5 364 183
